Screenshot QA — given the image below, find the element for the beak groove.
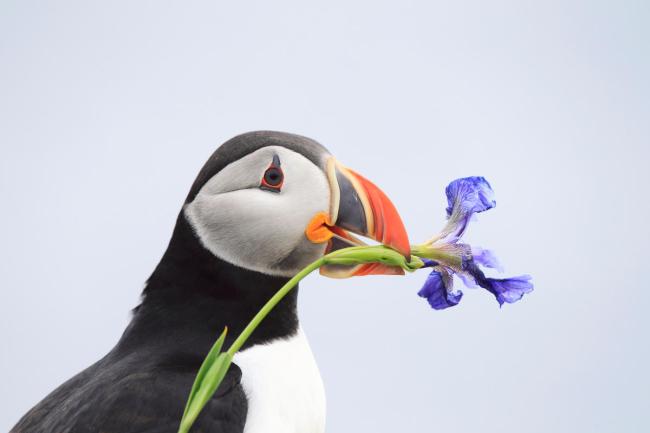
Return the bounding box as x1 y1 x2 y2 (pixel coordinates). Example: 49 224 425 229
307 158 410 278
344 168 411 257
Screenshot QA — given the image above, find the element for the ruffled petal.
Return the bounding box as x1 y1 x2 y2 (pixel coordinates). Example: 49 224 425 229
462 260 533 306
445 176 496 217
436 177 496 244
486 275 534 306
471 246 503 272
417 268 463 310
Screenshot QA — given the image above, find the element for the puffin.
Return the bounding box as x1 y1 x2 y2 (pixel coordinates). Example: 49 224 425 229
11 131 410 433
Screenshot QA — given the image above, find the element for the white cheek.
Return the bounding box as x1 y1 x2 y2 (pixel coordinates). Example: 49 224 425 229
186 189 326 275
184 147 331 277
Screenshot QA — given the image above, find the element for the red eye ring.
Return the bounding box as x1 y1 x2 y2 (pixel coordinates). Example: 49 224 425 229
260 165 284 191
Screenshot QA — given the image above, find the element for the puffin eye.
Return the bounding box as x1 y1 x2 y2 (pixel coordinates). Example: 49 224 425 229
260 165 284 192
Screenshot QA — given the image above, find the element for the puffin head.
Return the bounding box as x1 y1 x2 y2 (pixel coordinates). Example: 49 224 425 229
183 131 410 279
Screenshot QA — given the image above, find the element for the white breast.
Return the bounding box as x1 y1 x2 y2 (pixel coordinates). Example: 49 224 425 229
233 328 326 433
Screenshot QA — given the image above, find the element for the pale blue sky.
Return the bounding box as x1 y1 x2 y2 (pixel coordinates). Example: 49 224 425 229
1 1 649 432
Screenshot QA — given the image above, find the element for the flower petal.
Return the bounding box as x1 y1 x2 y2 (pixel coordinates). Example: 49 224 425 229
486 275 534 306
436 177 496 244
456 271 478 288
462 260 533 306
417 268 463 310
471 246 503 272
446 176 496 217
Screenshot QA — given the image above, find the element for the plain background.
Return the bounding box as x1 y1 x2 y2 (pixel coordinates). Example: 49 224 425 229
1 1 649 432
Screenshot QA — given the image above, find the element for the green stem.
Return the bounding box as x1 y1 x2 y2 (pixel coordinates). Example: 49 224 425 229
411 244 462 269
226 256 326 357
225 245 418 358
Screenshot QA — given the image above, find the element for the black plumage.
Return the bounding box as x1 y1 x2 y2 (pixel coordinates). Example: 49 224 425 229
12 131 326 433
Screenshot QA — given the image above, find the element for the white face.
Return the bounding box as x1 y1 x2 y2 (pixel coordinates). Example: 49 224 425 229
184 145 331 277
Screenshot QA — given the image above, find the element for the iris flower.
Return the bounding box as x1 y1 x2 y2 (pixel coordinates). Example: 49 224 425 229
412 177 533 310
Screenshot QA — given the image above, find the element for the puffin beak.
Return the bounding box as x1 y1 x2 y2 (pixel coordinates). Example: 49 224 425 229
305 158 411 278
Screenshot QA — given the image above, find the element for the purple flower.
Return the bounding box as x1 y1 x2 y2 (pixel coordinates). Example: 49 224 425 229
417 261 463 310
415 177 533 309
436 176 496 244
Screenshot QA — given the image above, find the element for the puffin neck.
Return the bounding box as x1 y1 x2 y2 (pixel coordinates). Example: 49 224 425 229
116 213 300 356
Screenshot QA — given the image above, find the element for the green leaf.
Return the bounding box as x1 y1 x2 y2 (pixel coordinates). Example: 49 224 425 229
181 327 228 420
179 352 233 433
